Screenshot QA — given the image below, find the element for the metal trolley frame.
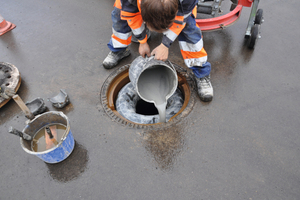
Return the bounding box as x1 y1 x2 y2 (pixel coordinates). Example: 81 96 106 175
196 0 264 48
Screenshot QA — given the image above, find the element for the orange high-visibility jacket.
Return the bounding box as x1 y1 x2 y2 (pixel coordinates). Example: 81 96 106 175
114 0 198 47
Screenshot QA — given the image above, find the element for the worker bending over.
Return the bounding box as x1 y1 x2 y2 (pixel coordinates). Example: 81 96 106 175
103 0 213 102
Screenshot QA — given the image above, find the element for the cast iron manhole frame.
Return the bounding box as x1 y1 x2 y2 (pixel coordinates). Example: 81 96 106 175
100 63 197 129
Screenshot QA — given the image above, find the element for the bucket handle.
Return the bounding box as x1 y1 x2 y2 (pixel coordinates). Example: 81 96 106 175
166 60 176 71
145 55 155 62
146 56 176 73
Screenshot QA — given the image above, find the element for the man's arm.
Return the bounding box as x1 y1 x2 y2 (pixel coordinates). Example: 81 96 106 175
120 0 148 44
152 16 186 61
162 15 186 48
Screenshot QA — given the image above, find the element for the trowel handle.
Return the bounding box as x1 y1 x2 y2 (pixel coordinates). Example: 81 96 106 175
45 126 54 139
8 126 33 141
12 95 35 120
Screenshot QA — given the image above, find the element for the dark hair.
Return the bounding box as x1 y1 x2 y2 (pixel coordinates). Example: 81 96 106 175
141 0 178 31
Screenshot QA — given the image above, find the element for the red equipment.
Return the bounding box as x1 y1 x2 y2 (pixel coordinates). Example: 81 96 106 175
0 14 16 36
196 0 263 48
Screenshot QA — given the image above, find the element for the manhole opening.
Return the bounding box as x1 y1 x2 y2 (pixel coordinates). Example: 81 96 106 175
136 99 158 115
100 64 196 129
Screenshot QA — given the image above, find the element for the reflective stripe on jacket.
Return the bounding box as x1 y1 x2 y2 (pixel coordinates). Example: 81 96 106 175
114 0 198 46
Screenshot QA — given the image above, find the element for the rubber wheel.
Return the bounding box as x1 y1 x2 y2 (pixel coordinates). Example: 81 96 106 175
254 9 264 25
248 24 259 49
116 82 184 124
230 4 237 11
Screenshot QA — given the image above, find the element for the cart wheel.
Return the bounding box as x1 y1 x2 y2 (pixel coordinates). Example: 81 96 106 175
254 9 264 25
230 3 237 11
248 24 259 49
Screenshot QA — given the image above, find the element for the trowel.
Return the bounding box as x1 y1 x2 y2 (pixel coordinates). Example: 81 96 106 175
12 95 48 119
45 125 59 149
12 94 35 120
8 126 37 142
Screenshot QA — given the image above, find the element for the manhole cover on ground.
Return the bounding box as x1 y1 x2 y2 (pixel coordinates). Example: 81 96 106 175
0 62 21 108
100 63 197 129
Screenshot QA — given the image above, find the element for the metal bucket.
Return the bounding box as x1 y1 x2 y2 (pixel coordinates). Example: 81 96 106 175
20 111 75 164
129 56 178 104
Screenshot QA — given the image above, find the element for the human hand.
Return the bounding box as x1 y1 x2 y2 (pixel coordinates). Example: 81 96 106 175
139 42 151 58
151 43 169 61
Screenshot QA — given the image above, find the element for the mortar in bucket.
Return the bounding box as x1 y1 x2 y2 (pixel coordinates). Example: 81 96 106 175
129 56 178 122
20 111 75 164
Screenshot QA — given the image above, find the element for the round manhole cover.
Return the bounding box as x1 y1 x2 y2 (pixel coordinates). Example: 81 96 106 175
0 62 21 108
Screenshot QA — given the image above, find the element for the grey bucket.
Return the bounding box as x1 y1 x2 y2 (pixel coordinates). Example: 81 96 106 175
129 56 178 104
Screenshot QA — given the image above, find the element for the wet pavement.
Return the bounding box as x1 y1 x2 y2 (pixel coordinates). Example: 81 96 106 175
1 0 300 199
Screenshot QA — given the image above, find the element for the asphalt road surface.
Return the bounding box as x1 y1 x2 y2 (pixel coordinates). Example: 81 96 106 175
0 0 299 199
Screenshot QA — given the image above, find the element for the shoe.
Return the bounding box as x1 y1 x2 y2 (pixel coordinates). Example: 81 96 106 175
131 28 151 43
195 75 213 102
103 48 131 69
